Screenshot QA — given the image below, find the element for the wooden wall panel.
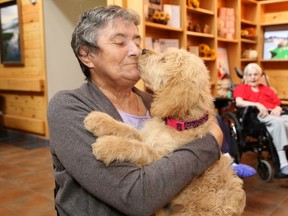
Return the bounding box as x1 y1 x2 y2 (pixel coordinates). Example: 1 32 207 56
0 0 47 136
0 79 44 91
263 66 288 101
3 115 45 135
2 93 45 118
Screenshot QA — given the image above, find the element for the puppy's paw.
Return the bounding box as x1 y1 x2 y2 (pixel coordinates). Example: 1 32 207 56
84 111 141 140
92 137 118 166
92 136 159 166
84 111 117 136
92 136 135 166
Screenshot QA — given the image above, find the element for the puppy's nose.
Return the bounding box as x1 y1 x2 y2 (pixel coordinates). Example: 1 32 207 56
142 49 147 55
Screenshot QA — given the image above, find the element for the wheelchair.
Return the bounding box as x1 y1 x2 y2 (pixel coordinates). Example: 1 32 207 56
217 68 288 182
222 106 280 182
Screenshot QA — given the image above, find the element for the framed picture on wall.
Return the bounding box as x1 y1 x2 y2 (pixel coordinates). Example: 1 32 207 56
0 0 24 65
263 25 288 60
217 47 230 79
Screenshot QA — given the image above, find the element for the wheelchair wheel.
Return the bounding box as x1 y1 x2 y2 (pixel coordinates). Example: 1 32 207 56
257 159 272 182
222 112 243 163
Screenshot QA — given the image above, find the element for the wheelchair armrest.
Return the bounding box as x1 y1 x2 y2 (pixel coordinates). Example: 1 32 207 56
237 106 259 119
236 106 267 138
281 107 288 115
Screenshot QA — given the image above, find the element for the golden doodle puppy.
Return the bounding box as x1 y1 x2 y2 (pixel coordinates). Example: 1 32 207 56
84 48 246 216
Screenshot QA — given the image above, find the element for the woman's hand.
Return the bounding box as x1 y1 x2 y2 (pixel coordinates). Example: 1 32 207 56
270 106 282 117
256 102 269 118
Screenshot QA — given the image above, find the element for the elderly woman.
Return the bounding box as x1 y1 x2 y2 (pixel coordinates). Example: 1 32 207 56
47 5 222 216
233 63 288 177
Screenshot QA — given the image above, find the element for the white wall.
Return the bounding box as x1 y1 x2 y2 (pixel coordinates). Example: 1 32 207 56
44 0 106 100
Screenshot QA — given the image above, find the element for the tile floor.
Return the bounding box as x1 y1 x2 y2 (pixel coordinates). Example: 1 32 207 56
241 151 288 216
0 130 288 216
0 130 55 216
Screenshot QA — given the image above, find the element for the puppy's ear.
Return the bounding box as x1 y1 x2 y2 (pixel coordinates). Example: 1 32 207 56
151 76 200 119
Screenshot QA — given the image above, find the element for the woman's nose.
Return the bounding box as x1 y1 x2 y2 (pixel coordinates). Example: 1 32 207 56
127 43 141 57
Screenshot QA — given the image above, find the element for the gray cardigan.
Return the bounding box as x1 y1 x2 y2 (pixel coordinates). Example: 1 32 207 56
47 81 220 216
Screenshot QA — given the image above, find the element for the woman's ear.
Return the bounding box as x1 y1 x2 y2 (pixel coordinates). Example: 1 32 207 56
78 47 94 68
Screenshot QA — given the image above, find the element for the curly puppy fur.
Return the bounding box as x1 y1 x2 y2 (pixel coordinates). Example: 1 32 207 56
84 48 246 216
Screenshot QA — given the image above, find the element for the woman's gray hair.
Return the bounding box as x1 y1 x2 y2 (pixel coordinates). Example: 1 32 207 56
243 63 263 82
71 5 141 80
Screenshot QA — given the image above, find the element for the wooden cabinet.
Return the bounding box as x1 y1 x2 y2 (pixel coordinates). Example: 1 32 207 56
240 0 258 69
257 0 288 101
127 0 288 99
258 0 288 63
135 0 246 94
259 0 288 26
216 0 241 86
143 0 184 48
185 1 217 88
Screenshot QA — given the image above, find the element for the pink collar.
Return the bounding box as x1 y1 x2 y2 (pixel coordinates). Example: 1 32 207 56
163 113 209 131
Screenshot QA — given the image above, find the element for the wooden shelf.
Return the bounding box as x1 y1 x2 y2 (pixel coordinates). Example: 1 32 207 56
241 0 257 4
241 58 257 62
260 59 288 63
145 21 183 32
202 57 216 62
241 38 257 44
218 38 238 43
186 7 214 15
186 31 214 38
261 22 288 27
241 19 257 26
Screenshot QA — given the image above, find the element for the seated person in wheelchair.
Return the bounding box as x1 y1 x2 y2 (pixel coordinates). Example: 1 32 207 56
233 63 288 176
